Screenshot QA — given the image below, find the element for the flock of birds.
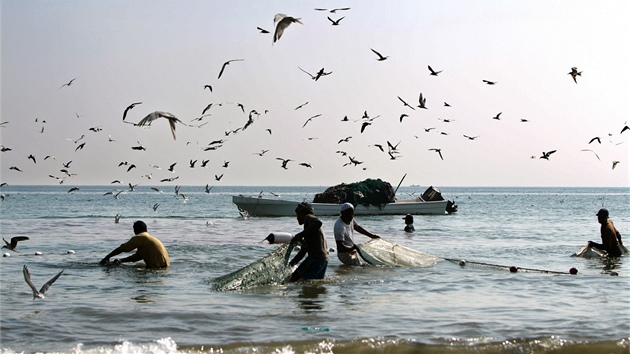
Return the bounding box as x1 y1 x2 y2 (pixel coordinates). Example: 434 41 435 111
1 6 628 205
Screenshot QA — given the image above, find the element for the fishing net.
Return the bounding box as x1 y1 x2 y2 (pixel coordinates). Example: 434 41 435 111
212 242 295 291
356 238 442 267
312 178 396 207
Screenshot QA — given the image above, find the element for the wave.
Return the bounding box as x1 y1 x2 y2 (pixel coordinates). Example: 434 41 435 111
1 336 627 354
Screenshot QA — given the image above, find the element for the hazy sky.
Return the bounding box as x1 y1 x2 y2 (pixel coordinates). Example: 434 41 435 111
1 1 628 187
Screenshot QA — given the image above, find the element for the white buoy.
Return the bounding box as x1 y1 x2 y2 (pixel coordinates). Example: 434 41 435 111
3 253 10 257
264 232 293 244
34 251 42 256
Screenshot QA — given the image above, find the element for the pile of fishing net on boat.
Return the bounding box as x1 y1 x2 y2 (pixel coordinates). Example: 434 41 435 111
356 238 442 267
312 178 396 207
212 242 295 291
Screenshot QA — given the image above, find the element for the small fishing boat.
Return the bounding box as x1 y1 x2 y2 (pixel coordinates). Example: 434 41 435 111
232 195 453 216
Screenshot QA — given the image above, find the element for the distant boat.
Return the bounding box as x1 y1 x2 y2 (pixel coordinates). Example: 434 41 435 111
232 195 454 217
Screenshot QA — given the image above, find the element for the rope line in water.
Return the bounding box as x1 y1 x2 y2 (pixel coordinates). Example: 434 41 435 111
443 258 577 275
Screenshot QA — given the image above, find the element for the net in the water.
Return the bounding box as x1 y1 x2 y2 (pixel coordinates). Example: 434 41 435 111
356 238 442 267
212 242 295 291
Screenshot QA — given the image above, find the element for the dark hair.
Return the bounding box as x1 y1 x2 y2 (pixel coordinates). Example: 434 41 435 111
295 202 314 215
133 220 148 234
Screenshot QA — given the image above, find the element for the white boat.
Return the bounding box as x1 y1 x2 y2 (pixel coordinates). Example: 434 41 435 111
232 195 452 217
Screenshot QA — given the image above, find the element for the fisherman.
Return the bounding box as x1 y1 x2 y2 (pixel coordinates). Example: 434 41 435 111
588 209 623 257
334 202 380 265
288 202 329 281
99 220 170 268
403 214 415 232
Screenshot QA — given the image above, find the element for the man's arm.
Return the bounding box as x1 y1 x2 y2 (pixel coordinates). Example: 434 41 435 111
115 253 143 264
353 222 379 239
100 246 123 264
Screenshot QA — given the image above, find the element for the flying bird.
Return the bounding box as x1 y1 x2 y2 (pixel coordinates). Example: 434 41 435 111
463 135 480 140
273 14 302 43
215 174 224 181
217 59 244 79
314 7 351 13
327 16 344 25
9 166 23 172
588 137 601 144
371 48 389 61
417 93 427 109
67 187 79 193
276 158 292 169
257 26 270 34
2 236 29 251
59 78 77 89
539 150 557 160
428 65 442 76
75 142 86 152
397 96 415 110
123 102 142 121
482 80 497 85
136 111 185 140
580 149 600 160
612 161 620 170
492 112 502 120
23 265 64 300
27 154 36 164
302 114 322 128
131 141 146 151
620 125 629 134
568 67 582 84
429 148 444 160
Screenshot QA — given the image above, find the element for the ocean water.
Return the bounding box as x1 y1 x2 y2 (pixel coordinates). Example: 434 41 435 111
0 185 628 354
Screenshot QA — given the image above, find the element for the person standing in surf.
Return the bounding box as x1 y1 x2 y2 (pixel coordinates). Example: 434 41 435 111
99 220 170 268
589 208 623 257
334 202 380 266
288 202 328 281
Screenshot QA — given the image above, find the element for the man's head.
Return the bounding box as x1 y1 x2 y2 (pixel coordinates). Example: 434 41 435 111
133 220 148 234
295 202 314 225
596 208 609 223
340 202 354 221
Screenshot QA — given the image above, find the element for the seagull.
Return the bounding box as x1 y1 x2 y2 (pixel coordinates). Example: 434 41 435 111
463 135 480 140
361 121 371 133
257 26 270 33
492 112 502 120
205 184 213 193
612 161 620 170
2 236 29 251
620 125 629 134
568 67 582 84
417 93 427 109
59 78 77 89
203 85 213 91
580 149 600 160
444 102 451 107
429 148 444 160
23 265 63 300
428 65 442 76
483 80 497 85
215 174 223 181
371 48 389 61
399 114 409 123
273 14 302 43
136 111 185 140
302 114 322 128
298 66 331 81
153 203 160 212
295 102 309 110
68 187 79 193
338 136 352 144
314 7 351 13
299 162 312 168
75 142 86 152
28 154 36 164
123 102 142 121
588 137 601 144
397 96 415 110
327 16 344 25
131 141 146 151
217 59 244 79
276 158 292 169
539 150 557 160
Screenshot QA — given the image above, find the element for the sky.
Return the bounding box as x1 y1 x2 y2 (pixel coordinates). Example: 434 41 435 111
1 1 629 187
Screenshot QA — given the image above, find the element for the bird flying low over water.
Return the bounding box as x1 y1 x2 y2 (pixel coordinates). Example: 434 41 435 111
23 265 64 300
539 150 557 160
217 59 244 79
136 111 185 140
568 67 582 84
3 236 29 251
371 48 389 61
273 14 302 43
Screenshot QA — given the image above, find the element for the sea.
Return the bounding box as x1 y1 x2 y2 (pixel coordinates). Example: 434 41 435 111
0 185 628 354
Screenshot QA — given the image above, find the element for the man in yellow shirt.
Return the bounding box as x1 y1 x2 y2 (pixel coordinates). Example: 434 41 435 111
100 220 170 268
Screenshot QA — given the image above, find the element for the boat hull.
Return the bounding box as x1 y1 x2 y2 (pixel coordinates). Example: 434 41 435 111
232 195 449 217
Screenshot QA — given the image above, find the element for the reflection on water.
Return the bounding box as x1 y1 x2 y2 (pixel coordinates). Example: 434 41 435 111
296 284 328 312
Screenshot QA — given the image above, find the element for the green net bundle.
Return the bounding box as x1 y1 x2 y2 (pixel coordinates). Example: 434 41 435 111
212 242 295 291
312 178 396 207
